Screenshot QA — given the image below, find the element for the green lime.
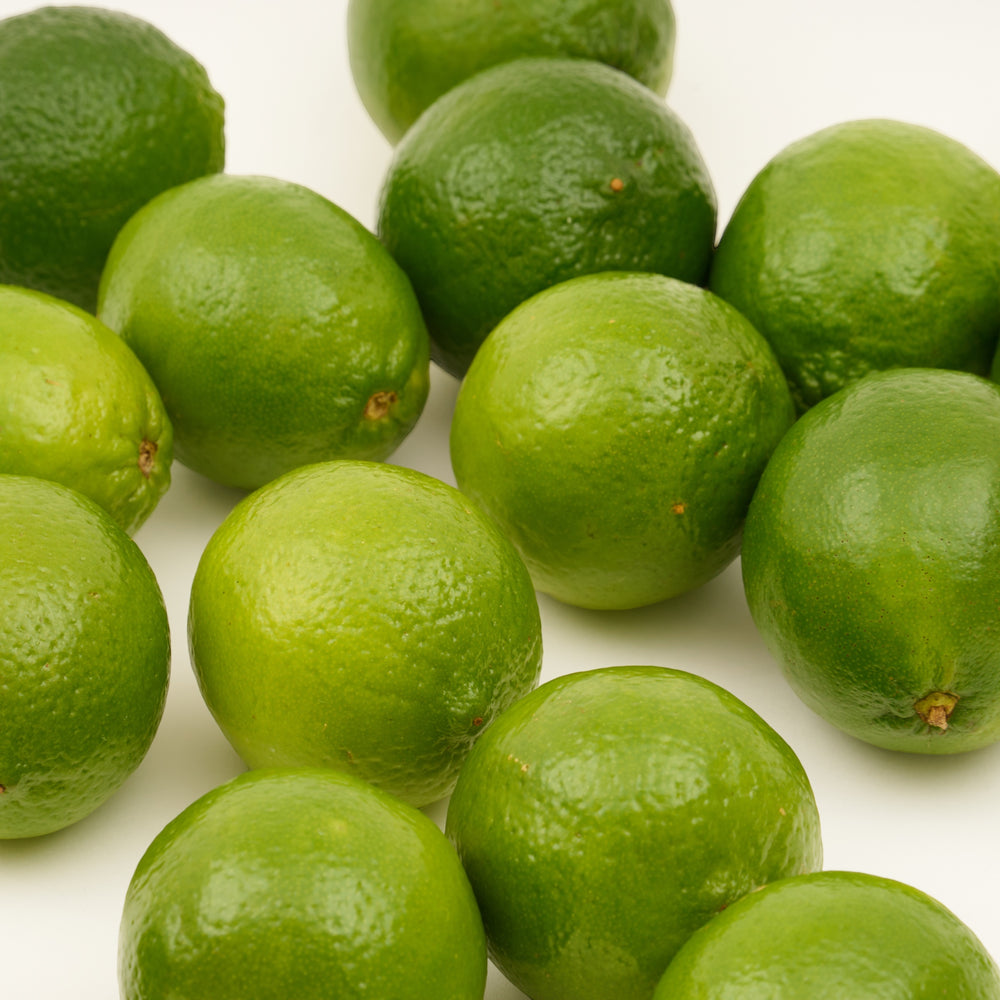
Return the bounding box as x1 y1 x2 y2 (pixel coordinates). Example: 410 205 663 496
98 173 430 491
0 474 170 839
445 665 823 1000
653 870 1000 998
0 284 172 535
119 767 487 999
742 366 1000 753
188 459 542 807
378 57 717 377
450 272 795 609
348 0 676 144
0 5 224 313
709 118 1000 411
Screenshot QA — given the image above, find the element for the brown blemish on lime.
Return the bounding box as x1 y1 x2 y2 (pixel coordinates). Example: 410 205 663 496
914 691 959 731
364 390 397 420
609 177 624 192
138 439 157 478
671 502 686 515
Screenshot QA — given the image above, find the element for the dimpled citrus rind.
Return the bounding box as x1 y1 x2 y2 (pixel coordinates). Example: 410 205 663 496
742 367 1000 753
378 57 717 377
652 870 1000 998
0 5 224 312
348 0 676 144
0 475 170 839
188 459 542 807
0 285 172 535
450 272 795 609
98 173 430 491
709 118 1000 412
445 665 823 1000
119 767 487 1000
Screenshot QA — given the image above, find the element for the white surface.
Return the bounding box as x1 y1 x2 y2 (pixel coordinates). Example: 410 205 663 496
3 2 1000 997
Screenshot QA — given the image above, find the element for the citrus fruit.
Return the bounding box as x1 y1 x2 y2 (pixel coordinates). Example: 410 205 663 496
449 272 795 610
0 284 172 535
709 118 1000 411
0 474 170 839
188 459 543 807
377 56 717 377
118 767 487 1000
0 5 225 313
347 0 677 144
97 173 430 491
742 366 1000 753
445 665 823 1000
652 870 1000 998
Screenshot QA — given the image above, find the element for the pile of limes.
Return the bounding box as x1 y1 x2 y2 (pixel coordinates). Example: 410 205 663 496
3 2 1000 999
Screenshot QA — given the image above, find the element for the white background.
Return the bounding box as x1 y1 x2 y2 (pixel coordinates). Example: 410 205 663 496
3 1 1000 997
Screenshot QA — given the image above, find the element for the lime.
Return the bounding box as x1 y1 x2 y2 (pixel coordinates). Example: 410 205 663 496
0 475 170 839
98 173 430 491
450 272 795 609
0 5 225 313
377 57 717 376
119 767 487 1000
188 459 543 807
445 665 823 1000
0 284 172 535
653 870 1000 998
348 0 676 144
709 118 1000 411
742 366 1000 753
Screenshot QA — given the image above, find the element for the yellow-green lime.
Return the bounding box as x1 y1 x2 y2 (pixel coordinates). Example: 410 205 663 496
0 284 172 535
450 272 795 609
378 57 717 377
119 767 487 1000
653 870 1000 998
0 5 225 313
188 459 543 807
445 665 823 1000
709 118 1000 412
742 367 1000 753
0 475 170 839
98 173 430 491
348 0 676 144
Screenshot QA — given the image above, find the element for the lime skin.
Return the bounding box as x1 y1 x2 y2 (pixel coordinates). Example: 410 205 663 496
445 665 823 1000
188 459 543 808
0 5 224 312
0 475 170 839
348 0 676 144
378 57 716 377
653 870 1000 998
0 284 172 535
98 173 430 491
742 367 1000 753
709 118 1000 412
118 767 487 1000
450 272 795 610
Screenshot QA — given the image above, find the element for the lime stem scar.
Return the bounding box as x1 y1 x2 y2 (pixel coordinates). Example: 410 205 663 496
914 691 959 731
364 390 397 420
138 439 157 478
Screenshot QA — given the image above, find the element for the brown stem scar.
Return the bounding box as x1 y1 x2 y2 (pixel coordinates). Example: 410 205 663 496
138 439 157 478
914 691 959 731
364 390 397 420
